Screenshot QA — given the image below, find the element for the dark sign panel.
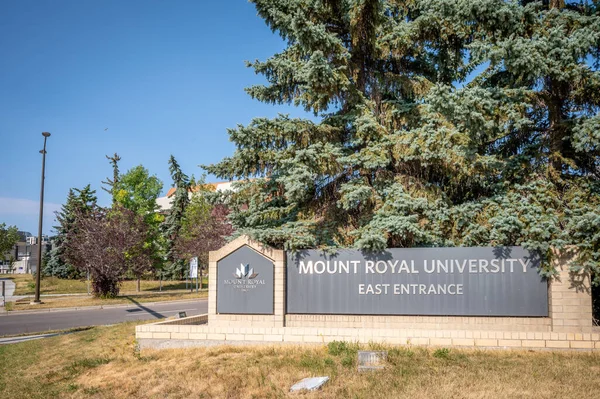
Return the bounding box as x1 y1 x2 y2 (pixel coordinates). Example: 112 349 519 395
287 247 548 316
217 245 274 314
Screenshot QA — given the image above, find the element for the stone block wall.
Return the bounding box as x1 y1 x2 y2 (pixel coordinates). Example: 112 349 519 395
285 315 552 332
136 320 600 350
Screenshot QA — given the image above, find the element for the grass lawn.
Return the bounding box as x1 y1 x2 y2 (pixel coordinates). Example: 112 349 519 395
1 323 599 399
6 274 208 296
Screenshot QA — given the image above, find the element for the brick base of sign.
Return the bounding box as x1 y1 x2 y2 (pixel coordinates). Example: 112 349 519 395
285 315 553 332
136 315 600 351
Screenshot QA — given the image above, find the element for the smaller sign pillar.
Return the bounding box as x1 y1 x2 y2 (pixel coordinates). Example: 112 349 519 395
549 250 593 333
208 236 285 328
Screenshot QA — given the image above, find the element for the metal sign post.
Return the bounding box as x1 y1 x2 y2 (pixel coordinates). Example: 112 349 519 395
1 280 5 307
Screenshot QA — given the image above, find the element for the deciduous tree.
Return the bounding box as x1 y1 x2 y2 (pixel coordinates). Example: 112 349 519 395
0 223 19 262
175 196 233 276
63 206 152 297
114 165 163 288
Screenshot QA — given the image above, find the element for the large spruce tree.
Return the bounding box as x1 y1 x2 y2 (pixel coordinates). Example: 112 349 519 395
161 155 191 279
206 0 600 280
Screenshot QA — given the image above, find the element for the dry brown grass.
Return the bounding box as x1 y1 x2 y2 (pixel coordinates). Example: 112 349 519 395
1 322 599 399
8 274 88 295
8 291 207 311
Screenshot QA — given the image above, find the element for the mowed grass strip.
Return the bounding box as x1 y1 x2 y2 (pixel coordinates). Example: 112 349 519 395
1 323 599 399
7 274 208 296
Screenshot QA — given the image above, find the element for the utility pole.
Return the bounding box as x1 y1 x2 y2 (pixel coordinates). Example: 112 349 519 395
33 132 50 304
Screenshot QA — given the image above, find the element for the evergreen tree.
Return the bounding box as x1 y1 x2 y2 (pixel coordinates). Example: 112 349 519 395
40 250 51 277
101 153 121 204
45 185 97 279
44 189 77 279
161 155 191 279
205 0 600 281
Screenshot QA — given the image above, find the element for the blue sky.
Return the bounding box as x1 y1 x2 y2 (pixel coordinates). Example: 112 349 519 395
0 0 309 235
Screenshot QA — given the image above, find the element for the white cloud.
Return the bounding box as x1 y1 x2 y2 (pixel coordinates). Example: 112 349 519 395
0 197 62 216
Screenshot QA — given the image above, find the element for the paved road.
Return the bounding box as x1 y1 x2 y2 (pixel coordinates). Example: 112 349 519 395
0 299 208 336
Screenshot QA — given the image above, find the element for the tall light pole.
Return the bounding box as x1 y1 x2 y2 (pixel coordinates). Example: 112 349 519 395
33 132 50 304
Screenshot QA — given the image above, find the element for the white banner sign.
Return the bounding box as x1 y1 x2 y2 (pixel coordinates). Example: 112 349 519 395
189 257 198 278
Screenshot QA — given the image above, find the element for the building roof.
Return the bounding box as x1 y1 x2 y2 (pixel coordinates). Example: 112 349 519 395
157 181 239 211
165 181 243 197
17 231 32 242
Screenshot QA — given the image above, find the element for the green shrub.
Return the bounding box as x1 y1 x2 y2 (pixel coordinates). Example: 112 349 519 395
327 340 358 357
341 355 354 368
327 341 348 356
433 348 451 359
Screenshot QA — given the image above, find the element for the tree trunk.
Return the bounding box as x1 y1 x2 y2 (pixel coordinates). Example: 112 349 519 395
137 278 140 292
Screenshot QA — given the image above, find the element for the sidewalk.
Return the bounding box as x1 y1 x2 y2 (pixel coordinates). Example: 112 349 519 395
0 332 63 345
1 278 90 307
1 278 20 304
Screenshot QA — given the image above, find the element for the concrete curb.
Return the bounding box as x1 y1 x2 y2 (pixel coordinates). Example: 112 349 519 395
2 298 208 315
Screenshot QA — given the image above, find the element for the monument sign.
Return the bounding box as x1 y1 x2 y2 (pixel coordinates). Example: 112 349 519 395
287 246 548 316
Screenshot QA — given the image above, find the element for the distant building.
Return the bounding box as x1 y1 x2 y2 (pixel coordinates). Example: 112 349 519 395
0 231 51 274
156 181 238 212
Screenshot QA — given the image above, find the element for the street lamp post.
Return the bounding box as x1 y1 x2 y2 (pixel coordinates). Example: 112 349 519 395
33 132 51 304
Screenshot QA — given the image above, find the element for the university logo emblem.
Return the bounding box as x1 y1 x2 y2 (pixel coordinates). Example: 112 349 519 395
234 263 259 279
